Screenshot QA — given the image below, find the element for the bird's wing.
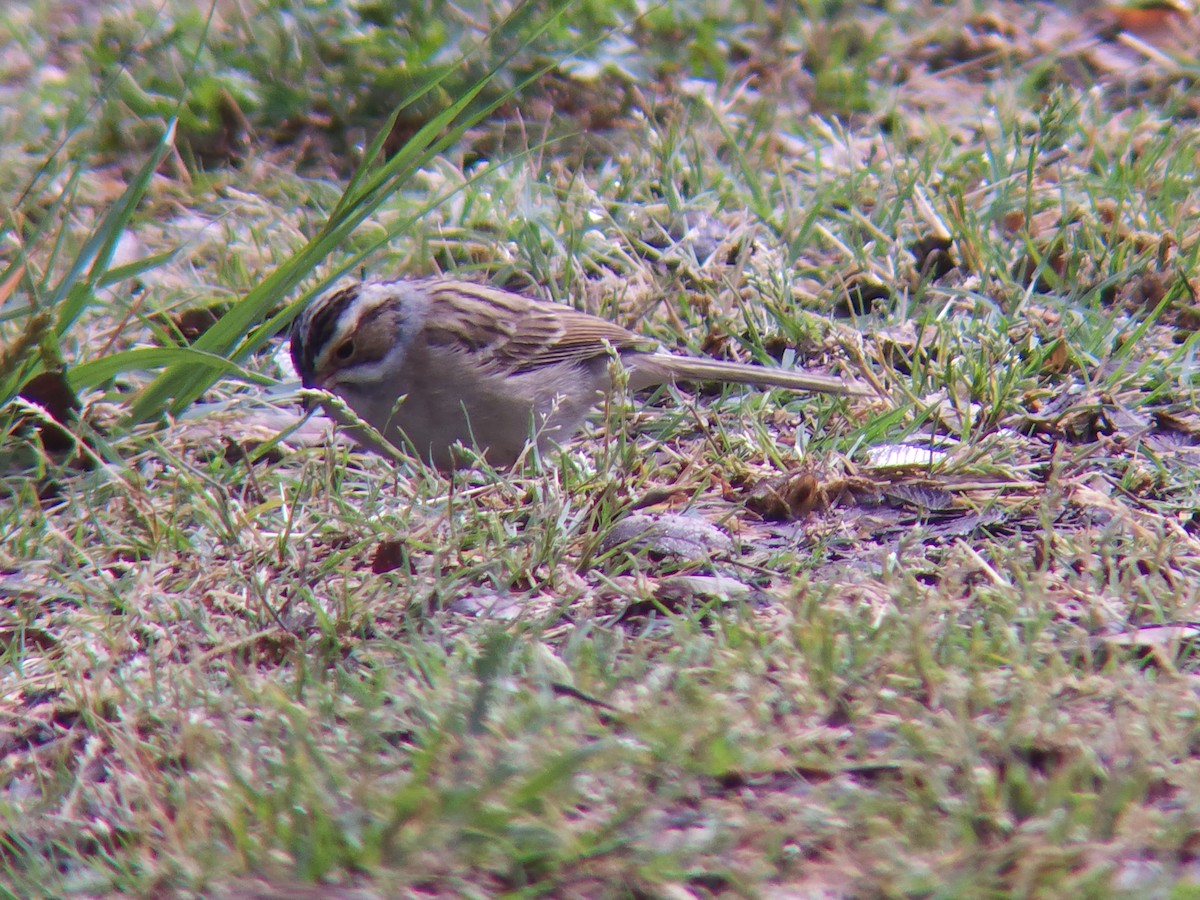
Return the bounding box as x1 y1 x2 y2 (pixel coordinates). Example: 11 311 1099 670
423 280 653 374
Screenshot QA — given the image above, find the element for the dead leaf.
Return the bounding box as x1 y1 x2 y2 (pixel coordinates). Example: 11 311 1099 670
1043 338 1069 375
833 272 891 316
863 442 950 470
600 513 733 561
881 483 959 512
371 540 408 575
909 234 956 280
744 472 822 521
17 371 81 454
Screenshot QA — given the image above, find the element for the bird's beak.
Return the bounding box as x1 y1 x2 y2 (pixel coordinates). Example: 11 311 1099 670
298 378 326 410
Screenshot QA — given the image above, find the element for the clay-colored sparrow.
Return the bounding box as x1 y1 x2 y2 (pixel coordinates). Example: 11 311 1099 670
290 278 867 469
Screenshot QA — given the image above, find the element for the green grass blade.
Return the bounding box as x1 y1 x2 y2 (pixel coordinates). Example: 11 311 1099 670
68 346 276 392
129 0 580 422
50 120 179 336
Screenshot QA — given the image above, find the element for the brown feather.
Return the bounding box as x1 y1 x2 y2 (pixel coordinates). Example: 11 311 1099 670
422 280 652 374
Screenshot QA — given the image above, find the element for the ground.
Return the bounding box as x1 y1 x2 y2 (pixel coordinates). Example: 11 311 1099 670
4 0 1200 896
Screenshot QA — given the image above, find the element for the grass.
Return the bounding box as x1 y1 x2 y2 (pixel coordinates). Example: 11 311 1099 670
5 0 1200 895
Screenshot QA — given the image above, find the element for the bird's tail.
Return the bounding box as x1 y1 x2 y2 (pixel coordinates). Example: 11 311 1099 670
628 353 872 396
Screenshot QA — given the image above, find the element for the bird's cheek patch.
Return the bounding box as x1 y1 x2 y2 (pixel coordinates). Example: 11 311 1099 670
352 327 394 363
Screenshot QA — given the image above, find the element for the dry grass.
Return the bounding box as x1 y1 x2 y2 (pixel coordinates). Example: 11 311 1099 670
5 0 1200 895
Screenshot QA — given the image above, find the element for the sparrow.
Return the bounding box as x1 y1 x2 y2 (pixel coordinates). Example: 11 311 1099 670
290 278 868 469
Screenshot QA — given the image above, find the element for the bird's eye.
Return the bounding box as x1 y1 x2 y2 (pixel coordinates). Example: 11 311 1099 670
335 341 354 361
